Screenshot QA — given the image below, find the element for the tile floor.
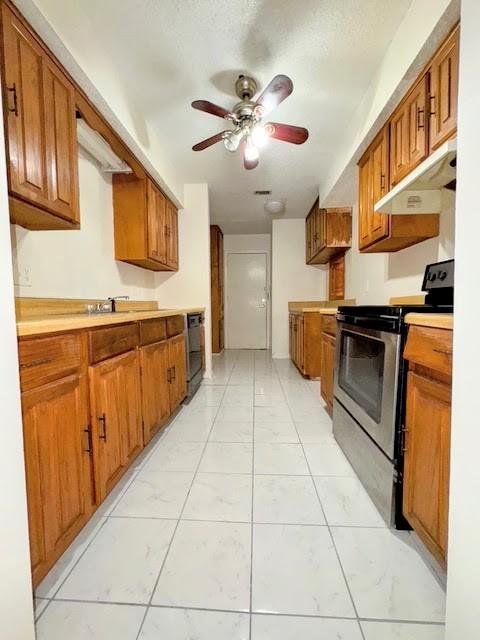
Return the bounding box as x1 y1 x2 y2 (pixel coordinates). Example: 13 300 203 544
34 350 446 639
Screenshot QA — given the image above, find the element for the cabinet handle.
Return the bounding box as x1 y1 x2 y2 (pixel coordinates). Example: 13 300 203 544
429 94 436 116
380 174 386 191
84 425 93 454
417 107 425 130
7 84 18 116
98 413 107 442
167 367 172 383
171 365 176 381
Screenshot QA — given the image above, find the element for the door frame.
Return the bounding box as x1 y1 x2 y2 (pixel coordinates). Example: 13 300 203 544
224 251 271 350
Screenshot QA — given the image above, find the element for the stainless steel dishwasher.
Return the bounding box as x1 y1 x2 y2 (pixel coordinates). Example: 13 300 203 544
185 312 204 399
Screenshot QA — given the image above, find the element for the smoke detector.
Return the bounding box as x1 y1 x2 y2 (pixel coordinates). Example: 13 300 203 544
264 200 285 215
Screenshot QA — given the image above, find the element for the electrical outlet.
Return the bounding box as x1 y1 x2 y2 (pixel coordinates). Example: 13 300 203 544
365 279 370 293
15 266 31 287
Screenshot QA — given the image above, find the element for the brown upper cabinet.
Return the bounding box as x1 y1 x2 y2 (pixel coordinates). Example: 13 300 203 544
358 25 459 253
112 174 179 272
210 225 224 354
306 201 352 264
429 26 459 151
1 2 80 229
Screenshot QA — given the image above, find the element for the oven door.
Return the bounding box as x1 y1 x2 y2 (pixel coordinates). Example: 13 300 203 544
334 322 400 459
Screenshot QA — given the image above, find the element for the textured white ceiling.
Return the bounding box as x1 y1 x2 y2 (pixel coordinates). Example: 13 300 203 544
32 0 412 233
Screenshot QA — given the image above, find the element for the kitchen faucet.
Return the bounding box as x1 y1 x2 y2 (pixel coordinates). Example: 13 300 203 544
108 296 130 312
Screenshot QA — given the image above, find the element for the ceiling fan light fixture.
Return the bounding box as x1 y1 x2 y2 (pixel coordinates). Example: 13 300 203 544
223 127 244 152
244 137 259 162
251 124 270 149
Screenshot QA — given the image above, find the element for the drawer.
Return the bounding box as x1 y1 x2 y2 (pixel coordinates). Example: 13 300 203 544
166 315 185 337
139 318 167 346
89 323 139 364
404 325 453 377
321 315 337 336
19 333 82 391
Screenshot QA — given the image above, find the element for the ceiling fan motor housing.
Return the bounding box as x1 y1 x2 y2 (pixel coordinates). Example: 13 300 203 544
235 74 257 100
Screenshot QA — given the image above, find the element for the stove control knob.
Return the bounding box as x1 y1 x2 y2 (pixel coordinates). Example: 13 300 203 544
428 272 437 282
438 271 448 281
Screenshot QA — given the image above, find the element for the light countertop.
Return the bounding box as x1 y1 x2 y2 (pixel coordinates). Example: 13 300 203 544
17 307 205 337
405 313 453 330
290 307 338 314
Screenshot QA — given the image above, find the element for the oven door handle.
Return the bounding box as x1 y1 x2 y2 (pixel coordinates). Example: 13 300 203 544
337 314 399 333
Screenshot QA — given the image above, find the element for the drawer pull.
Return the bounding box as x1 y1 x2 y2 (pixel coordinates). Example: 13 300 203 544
98 413 107 442
84 425 93 454
20 357 53 370
433 347 452 356
171 365 176 382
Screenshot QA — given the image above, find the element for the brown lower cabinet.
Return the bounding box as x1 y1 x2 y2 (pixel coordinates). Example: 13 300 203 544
18 316 187 587
403 325 452 568
289 311 322 377
320 315 337 415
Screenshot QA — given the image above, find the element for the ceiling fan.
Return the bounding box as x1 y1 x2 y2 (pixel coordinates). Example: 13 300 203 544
191 74 309 170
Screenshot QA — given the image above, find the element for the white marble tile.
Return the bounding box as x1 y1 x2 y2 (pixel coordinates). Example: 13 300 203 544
140 607 249 639
34 598 50 619
303 443 355 476
209 420 254 443
295 420 335 443
58 518 176 604
253 475 325 524
288 405 332 423
199 442 253 473
251 614 363 639
189 386 226 406
35 515 107 598
361 621 445 640
314 476 385 527
222 386 254 406
254 421 299 443
143 441 204 472
254 406 293 423
177 405 219 422
36 601 145 640
331 527 446 621
152 520 251 611
252 524 354 616
254 394 288 407
216 406 254 422
165 420 213 442
183 473 252 522
112 470 193 519
254 444 309 475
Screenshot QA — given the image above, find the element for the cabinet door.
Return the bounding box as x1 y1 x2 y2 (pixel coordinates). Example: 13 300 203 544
358 154 372 250
305 213 313 262
289 314 294 360
369 128 390 244
167 202 179 269
140 341 170 444
429 26 459 152
320 333 335 412
147 180 167 263
1 3 79 225
296 315 304 372
168 334 187 410
89 350 142 501
21 374 93 585
390 76 428 186
2 4 49 208
403 371 451 567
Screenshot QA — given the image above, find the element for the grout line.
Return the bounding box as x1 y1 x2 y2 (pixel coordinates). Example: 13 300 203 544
248 353 256 640
134 370 230 640
274 359 367 640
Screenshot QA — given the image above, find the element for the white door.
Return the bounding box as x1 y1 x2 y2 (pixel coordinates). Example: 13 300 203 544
226 252 268 349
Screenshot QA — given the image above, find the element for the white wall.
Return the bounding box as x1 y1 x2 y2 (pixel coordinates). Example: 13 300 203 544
156 184 212 377
0 90 35 639
271 219 328 358
12 149 157 300
224 234 272 349
445 1 480 637
345 191 455 304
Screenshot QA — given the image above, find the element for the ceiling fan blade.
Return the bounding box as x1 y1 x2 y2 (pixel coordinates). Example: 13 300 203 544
192 131 229 151
266 122 309 145
191 100 232 119
254 75 293 117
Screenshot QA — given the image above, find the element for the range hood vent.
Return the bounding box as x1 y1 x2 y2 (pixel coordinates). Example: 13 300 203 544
374 138 456 215
76 118 132 174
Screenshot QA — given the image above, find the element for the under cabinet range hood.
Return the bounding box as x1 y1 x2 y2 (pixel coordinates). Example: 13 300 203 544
76 118 133 174
374 138 456 215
